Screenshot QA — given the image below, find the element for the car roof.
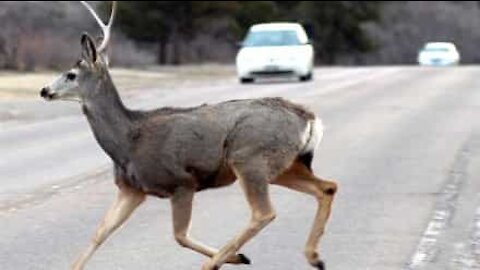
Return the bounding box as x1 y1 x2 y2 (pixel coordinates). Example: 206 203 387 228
250 22 304 32
424 42 457 49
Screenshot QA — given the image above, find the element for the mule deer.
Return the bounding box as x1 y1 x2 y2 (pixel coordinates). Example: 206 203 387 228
40 1 338 269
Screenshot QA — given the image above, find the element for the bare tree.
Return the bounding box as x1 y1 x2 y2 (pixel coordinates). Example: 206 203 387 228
359 1 480 65
0 1 153 70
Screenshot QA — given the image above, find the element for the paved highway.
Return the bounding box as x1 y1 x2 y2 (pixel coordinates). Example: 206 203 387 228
1 66 479 270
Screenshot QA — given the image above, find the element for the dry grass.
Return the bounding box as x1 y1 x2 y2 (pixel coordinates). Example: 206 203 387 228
0 64 236 100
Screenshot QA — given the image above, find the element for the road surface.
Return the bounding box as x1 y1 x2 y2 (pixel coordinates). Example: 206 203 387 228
1 66 479 270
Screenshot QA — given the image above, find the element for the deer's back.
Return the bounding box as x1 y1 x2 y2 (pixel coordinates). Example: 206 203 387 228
124 97 316 196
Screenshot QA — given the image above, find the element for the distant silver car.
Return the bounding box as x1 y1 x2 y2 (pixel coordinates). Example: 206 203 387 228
236 22 314 83
417 42 460 66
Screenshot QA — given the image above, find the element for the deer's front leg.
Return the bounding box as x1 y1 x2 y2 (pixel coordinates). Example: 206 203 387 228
202 165 276 270
72 187 145 270
171 187 251 265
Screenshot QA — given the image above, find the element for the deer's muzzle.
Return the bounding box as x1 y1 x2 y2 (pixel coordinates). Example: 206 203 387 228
40 87 57 100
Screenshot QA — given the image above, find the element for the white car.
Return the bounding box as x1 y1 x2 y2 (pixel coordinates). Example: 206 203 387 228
236 22 314 83
417 42 460 66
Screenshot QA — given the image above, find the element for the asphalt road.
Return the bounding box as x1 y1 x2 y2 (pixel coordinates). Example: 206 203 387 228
1 66 479 270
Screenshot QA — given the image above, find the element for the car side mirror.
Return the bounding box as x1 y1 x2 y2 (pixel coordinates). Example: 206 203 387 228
236 41 244 48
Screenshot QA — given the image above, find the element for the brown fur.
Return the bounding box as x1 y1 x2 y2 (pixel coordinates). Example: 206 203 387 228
253 97 316 121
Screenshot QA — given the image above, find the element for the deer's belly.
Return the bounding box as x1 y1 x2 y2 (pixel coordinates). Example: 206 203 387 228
193 164 237 191
116 162 177 198
118 157 237 198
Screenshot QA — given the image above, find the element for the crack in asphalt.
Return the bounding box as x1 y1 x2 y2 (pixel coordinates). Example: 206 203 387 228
451 133 480 270
452 203 480 270
405 134 473 270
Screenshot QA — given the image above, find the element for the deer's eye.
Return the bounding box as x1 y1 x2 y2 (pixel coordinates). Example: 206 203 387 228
66 73 76 81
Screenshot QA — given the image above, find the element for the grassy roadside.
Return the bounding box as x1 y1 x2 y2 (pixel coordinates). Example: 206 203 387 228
0 64 236 100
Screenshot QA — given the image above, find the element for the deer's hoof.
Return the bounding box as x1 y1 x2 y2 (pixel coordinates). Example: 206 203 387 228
238 253 251 265
313 260 325 270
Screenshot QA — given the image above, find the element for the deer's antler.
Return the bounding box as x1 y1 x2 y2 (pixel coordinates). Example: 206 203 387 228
80 1 117 53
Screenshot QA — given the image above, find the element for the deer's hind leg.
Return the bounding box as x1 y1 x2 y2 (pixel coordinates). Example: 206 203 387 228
272 160 338 270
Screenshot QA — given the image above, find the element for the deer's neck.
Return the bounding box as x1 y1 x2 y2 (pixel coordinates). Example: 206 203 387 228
82 73 135 167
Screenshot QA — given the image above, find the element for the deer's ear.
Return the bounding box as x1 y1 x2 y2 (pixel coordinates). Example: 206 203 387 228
81 33 97 63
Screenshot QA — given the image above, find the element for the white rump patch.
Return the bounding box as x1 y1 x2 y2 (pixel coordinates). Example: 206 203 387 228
301 117 323 154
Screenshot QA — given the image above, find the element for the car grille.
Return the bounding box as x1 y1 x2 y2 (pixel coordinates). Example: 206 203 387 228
250 70 294 76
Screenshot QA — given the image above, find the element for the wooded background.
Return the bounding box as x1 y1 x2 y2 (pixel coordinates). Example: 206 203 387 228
1 1 480 70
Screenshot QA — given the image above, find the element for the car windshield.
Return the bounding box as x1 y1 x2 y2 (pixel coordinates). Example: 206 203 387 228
243 30 302 47
423 47 450 52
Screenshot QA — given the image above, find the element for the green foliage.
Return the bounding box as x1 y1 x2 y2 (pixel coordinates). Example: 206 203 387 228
230 2 281 39
114 2 169 42
110 1 381 65
295 1 381 64
113 2 236 41
111 1 237 64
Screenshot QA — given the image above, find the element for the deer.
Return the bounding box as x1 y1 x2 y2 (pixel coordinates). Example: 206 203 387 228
39 2 338 270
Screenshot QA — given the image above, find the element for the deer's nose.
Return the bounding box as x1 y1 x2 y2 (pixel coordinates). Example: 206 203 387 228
40 87 49 98
40 87 56 100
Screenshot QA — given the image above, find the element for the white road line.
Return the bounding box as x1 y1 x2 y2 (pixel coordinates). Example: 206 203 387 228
405 140 471 270
452 201 480 270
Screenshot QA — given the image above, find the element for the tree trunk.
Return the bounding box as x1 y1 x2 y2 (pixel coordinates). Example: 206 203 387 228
318 48 336 65
4 44 19 70
157 39 167 65
171 31 181 65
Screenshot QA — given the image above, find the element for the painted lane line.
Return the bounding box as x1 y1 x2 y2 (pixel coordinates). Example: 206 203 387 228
405 139 471 269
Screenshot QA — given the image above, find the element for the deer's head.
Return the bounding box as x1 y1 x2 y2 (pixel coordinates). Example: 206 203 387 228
40 1 116 102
